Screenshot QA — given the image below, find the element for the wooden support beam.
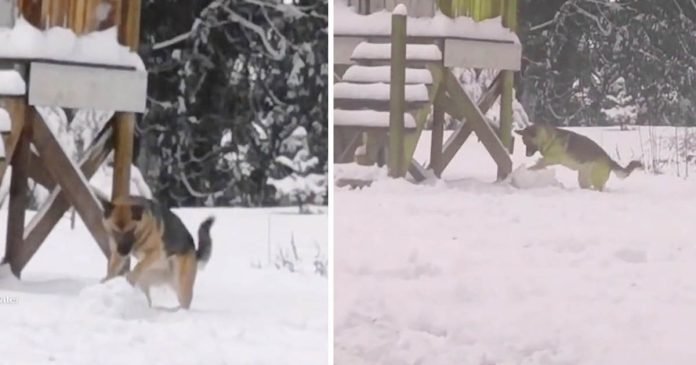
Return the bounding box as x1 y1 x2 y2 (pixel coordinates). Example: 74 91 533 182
499 0 518 157
28 111 111 256
28 152 55 189
119 0 141 49
18 0 43 28
112 0 140 205
408 159 428 182
0 99 27 185
429 65 446 176
3 114 32 277
41 0 70 27
17 121 114 274
111 112 134 201
388 10 407 178
435 72 503 176
69 0 88 34
443 69 512 180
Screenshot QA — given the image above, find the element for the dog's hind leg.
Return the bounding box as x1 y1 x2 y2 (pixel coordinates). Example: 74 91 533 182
577 166 593 190
173 253 198 310
590 163 611 192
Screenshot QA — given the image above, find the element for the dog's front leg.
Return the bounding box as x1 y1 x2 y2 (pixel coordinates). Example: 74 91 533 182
126 251 161 286
101 252 128 283
529 158 550 170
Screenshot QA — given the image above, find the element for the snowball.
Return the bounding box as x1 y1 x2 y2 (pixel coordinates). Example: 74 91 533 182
509 164 561 189
78 277 152 319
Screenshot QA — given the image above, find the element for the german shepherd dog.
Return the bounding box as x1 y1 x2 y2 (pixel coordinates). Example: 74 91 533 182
516 123 644 191
97 191 214 310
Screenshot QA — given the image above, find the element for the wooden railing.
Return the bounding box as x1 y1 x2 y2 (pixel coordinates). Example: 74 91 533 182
15 0 140 49
347 0 517 30
437 0 517 27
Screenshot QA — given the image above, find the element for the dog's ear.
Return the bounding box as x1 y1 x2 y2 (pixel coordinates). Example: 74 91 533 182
130 205 145 221
102 200 114 218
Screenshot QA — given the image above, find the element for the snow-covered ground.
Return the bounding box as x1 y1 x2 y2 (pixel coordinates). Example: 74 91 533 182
335 126 696 365
0 207 327 365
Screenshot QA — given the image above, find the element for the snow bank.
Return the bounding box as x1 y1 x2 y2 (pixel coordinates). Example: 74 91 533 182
352 42 442 61
334 163 389 183
334 82 429 102
0 69 25 95
0 208 328 364
0 18 145 70
334 109 417 129
335 127 696 365
343 65 433 85
334 0 519 44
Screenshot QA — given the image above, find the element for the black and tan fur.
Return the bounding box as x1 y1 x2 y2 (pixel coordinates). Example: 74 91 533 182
98 193 214 310
516 123 644 191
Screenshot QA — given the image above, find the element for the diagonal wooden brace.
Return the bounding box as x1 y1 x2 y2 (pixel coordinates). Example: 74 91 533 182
3 114 32 277
13 115 115 275
442 70 512 179
435 72 504 176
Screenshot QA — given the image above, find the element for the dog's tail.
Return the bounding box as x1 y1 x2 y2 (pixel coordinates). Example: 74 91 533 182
610 159 644 179
196 216 215 267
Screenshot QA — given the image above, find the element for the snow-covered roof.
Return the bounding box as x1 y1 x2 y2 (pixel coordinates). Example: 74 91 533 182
334 0 519 44
0 69 26 95
334 82 429 102
334 109 416 129
0 17 145 70
351 43 442 62
342 66 433 85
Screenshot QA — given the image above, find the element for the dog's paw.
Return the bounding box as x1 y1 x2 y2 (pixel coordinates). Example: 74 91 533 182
125 272 137 286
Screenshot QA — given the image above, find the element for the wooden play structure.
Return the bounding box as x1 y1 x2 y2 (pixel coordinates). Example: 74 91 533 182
334 0 520 184
0 0 146 277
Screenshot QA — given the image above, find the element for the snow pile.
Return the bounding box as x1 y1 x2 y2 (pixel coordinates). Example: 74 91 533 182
334 0 519 44
334 109 416 128
334 163 389 183
0 69 25 95
0 18 144 70
342 65 433 85
334 82 429 102
393 4 408 16
77 277 151 319
351 43 443 61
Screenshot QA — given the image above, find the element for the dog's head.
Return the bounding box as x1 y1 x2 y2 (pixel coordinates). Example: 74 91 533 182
515 124 541 157
103 200 146 256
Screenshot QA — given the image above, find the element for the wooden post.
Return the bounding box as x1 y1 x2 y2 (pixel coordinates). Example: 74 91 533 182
111 0 140 202
430 65 445 177
41 0 70 27
18 0 43 27
3 108 31 277
388 9 407 178
498 0 517 179
69 0 87 34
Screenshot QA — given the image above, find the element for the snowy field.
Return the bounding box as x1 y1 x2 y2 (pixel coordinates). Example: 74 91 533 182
335 126 696 365
0 207 328 365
